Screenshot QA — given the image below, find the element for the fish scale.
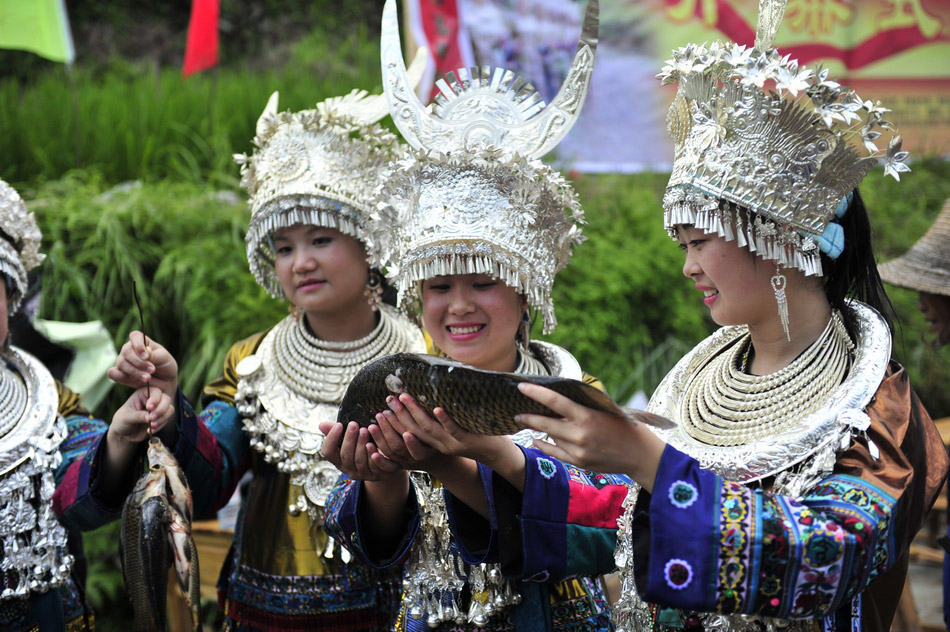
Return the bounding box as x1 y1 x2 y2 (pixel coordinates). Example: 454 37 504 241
338 352 653 435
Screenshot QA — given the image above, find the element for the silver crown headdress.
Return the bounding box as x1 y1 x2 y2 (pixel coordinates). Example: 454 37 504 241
370 0 598 333
0 179 44 315
660 0 908 276
235 53 427 297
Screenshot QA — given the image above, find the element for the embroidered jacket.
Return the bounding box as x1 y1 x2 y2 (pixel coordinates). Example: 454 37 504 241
57 332 402 632
324 355 620 632
488 353 947 631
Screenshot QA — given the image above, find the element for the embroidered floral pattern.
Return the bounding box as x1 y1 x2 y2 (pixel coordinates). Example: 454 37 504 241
716 482 750 611
668 480 698 509
664 559 694 590
537 457 557 479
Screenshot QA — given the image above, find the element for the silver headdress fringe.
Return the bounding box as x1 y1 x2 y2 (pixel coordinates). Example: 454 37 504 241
371 149 584 333
659 0 908 275
372 0 598 333
235 52 427 297
0 180 44 315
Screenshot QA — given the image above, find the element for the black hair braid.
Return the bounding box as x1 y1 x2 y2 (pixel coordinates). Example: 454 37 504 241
820 188 896 338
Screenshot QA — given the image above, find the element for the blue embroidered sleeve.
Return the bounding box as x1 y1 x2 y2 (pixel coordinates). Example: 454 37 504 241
323 473 421 569
636 444 897 617
173 391 251 520
483 446 629 582
51 415 117 531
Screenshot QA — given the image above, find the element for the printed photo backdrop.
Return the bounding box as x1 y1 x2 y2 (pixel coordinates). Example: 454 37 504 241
406 0 950 171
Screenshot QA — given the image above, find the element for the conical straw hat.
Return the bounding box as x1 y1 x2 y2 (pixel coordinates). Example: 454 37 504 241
878 198 950 297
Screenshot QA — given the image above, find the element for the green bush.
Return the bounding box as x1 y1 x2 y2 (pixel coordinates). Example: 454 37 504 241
28 171 286 414
0 30 382 186
862 157 950 417
543 171 708 401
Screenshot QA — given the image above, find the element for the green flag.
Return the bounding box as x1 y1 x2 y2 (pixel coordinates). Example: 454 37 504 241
0 0 74 63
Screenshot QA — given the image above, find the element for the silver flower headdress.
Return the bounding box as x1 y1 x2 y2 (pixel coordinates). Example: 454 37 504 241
659 0 908 276
235 51 427 297
0 179 44 315
369 0 598 333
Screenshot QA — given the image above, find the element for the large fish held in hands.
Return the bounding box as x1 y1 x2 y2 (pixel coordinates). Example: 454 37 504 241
338 352 674 434
121 437 202 631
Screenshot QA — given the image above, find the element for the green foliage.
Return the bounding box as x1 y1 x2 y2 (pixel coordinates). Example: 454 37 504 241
540 171 708 401
861 157 950 417
0 31 382 187
81 522 132 626
29 172 286 416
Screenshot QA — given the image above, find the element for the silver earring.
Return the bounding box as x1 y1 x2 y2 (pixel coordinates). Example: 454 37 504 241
771 266 791 341
364 269 383 311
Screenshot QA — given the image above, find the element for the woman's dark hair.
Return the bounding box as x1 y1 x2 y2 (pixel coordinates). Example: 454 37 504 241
820 188 896 337
376 267 399 308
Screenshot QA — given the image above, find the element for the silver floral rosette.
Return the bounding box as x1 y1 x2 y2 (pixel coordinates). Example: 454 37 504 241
612 302 890 631
0 347 73 600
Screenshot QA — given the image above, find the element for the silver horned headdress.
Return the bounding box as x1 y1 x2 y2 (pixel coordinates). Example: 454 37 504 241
235 54 426 297
660 0 908 276
370 0 598 333
0 179 44 315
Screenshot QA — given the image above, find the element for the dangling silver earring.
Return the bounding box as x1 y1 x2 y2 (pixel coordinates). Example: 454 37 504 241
518 310 531 351
771 265 791 341
364 269 383 311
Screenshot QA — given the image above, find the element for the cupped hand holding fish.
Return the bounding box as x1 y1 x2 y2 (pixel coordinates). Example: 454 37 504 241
319 420 406 483
384 393 525 484
108 330 179 401
516 383 668 493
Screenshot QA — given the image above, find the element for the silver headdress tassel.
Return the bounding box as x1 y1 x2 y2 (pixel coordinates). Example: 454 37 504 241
0 179 44 315
235 50 428 297
369 0 598 333
660 0 908 276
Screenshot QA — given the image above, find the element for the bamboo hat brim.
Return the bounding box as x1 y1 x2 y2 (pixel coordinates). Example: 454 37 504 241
878 198 950 297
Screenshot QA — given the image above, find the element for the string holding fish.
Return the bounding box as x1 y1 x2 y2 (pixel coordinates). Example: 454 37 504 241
132 280 151 436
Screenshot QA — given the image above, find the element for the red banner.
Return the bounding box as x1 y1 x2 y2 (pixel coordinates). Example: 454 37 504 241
182 0 219 77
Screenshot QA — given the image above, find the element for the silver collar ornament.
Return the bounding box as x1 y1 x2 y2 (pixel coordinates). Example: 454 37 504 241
369 0 599 333
660 0 909 277
235 51 428 297
233 303 425 530
0 180 44 316
612 301 889 631
402 341 582 628
0 347 73 600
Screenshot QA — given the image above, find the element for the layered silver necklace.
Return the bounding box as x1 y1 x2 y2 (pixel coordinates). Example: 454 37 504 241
272 304 404 403
0 362 28 437
234 303 425 526
680 310 853 446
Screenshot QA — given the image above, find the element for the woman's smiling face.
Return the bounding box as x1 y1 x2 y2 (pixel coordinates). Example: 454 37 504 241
420 273 527 372
676 225 777 329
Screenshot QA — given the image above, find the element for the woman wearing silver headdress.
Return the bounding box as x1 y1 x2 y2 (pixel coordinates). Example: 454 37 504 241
100 87 426 631
0 179 171 631
500 2 947 631
320 1 620 631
